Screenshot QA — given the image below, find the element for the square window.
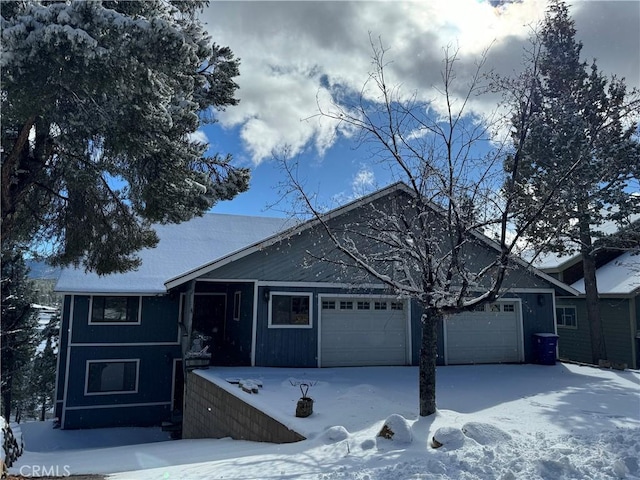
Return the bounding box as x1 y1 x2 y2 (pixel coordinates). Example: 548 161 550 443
490 303 501 312
270 294 311 327
556 306 577 328
503 304 515 313
390 301 404 311
322 300 336 310
91 296 139 323
357 301 370 310
340 301 353 310
473 304 486 312
86 360 138 395
374 301 387 310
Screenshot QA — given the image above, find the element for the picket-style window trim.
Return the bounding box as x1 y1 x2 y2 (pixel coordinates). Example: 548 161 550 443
556 305 578 328
89 296 141 325
84 359 139 395
268 292 313 329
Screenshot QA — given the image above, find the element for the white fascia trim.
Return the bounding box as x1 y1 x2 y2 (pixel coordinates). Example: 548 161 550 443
65 401 171 411
164 183 410 290
318 292 409 299
500 288 556 294
251 282 259 367
61 295 75 428
257 281 388 289
55 290 164 296
195 278 258 283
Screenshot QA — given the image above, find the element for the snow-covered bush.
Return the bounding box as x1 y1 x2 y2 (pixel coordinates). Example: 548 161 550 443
1 416 24 477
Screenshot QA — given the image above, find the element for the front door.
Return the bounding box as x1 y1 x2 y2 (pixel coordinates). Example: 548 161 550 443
192 293 227 363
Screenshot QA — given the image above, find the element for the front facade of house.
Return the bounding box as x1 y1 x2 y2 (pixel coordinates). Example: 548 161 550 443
55 184 576 429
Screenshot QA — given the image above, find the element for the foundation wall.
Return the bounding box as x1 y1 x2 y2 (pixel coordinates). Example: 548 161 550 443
182 372 305 443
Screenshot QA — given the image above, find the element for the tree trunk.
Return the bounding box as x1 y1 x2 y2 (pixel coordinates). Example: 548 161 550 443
419 309 439 416
1 348 14 421
582 251 606 363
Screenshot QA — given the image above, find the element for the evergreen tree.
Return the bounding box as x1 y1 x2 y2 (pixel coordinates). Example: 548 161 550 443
31 311 59 421
508 0 640 363
1 1 249 274
1 247 38 421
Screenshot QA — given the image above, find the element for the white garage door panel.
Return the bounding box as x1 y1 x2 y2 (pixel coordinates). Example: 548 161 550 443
445 307 521 365
321 299 407 367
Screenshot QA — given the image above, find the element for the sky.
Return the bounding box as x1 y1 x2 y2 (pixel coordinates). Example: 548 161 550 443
198 0 640 218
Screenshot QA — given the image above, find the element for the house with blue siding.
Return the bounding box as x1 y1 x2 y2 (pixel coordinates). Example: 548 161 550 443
55 183 577 429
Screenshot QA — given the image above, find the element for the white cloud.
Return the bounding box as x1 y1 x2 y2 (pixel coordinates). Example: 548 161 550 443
201 1 639 165
331 165 377 206
187 129 209 145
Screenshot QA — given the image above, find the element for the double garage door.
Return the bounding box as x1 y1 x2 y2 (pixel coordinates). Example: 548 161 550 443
319 297 523 367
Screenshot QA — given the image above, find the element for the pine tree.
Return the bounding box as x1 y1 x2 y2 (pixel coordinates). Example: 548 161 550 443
508 0 640 363
1 247 39 421
1 1 249 274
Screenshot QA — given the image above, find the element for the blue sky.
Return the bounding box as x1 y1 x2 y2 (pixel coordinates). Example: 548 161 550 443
200 0 640 218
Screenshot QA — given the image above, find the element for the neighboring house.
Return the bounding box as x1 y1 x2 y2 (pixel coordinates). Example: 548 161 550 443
54 183 576 429
539 251 640 370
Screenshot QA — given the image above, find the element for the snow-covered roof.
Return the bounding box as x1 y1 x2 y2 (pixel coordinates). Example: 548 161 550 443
55 214 290 294
571 251 640 295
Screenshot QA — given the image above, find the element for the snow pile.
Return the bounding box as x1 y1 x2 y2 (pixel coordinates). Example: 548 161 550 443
461 422 512 445
377 414 413 444
322 426 349 443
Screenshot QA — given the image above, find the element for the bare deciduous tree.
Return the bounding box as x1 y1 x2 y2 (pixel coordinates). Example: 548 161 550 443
280 40 574 416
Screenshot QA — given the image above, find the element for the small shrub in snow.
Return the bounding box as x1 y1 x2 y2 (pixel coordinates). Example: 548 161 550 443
1 417 24 477
377 414 412 444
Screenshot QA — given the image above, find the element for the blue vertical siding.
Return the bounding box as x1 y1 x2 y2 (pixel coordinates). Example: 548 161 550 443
61 293 182 428
255 286 319 367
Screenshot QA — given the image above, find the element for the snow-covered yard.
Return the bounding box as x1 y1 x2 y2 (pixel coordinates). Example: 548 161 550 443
10 363 640 479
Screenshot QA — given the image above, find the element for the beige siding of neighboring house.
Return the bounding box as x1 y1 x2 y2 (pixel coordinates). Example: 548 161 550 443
557 298 634 368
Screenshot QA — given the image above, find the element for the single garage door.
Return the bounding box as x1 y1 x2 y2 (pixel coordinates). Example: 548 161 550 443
320 297 408 367
445 301 522 365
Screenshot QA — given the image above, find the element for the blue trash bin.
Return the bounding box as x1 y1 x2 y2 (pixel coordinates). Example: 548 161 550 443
533 333 559 365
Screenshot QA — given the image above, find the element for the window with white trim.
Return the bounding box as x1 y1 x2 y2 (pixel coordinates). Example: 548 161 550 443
90 296 140 324
269 293 312 327
85 360 139 395
503 303 516 313
556 306 577 328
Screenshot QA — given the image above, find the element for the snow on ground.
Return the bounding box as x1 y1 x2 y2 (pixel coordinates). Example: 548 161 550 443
10 363 640 479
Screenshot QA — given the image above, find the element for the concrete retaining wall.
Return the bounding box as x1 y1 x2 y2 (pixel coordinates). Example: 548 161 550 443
182 372 305 443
